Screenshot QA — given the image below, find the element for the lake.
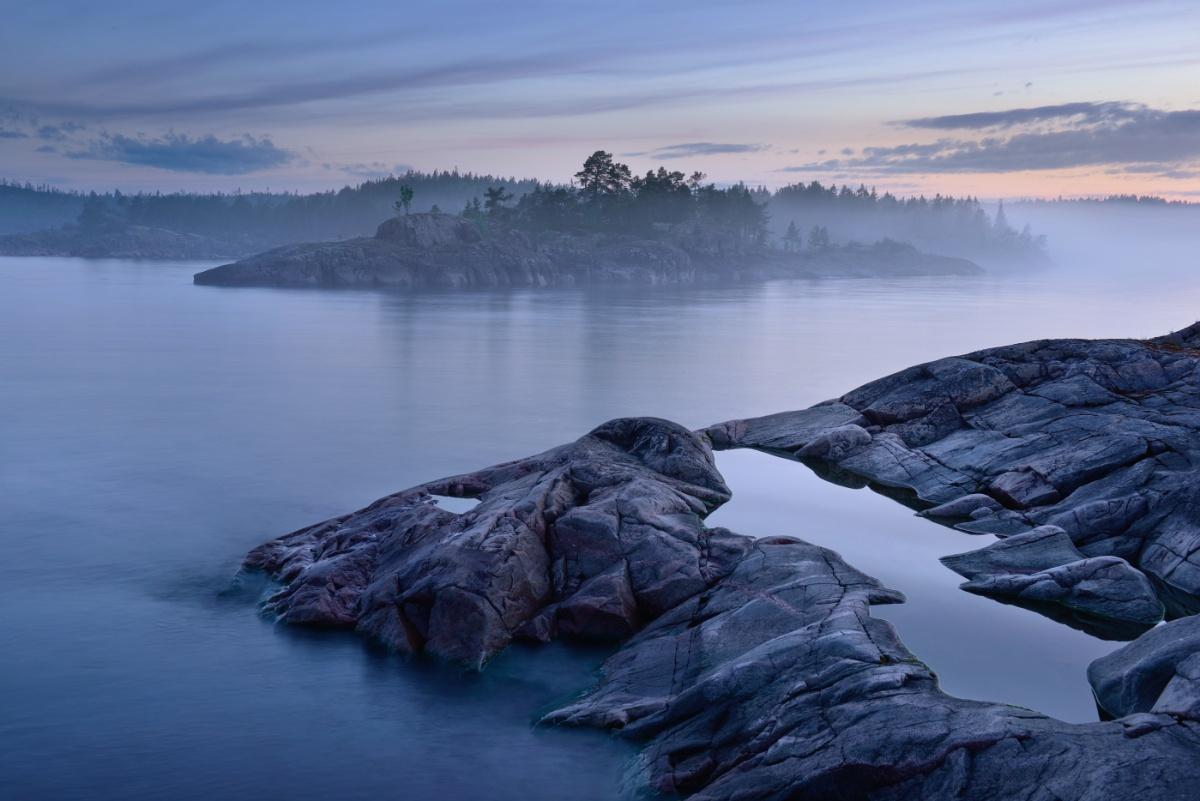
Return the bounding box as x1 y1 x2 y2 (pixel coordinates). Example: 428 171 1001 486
3 256 1198 800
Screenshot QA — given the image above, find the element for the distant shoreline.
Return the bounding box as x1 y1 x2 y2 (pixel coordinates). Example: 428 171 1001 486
192 211 983 290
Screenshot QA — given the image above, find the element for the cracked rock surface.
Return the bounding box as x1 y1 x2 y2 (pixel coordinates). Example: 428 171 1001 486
705 322 1200 623
244 417 735 667
547 536 1200 800
242 411 1200 799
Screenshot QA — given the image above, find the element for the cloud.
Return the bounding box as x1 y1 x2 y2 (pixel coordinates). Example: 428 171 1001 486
67 132 295 174
2 59 1007 130
0 127 27 138
323 161 415 180
11 53 609 121
36 121 87 141
638 142 770 160
784 102 1200 176
899 101 1145 131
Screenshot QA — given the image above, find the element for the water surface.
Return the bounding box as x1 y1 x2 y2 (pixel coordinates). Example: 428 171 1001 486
3 257 1199 799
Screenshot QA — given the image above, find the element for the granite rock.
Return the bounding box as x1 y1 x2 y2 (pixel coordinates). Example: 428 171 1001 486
242 414 1200 800
941 527 1163 639
244 417 735 666
545 535 1200 800
1089 615 1200 720
704 322 1200 619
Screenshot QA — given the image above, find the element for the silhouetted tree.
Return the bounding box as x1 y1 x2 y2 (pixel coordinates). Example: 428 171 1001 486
516 184 580 234
394 184 415 216
483 185 514 211
783 220 801 251
77 193 110 229
993 199 1009 232
631 167 693 227
574 151 632 200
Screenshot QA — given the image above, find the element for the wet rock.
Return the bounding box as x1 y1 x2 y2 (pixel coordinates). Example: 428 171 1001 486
545 535 1200 800
794 423 872 460
943 526 1093 574
941 527 1163 639
920 492 1004 520
244 414 1200 799
244 417 734 666
704 323 1200 616
1089 615 1200 720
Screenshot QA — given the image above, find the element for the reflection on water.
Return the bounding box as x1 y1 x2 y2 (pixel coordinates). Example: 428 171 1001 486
706 450 1118 723
3 257 1200 798
432 495 484 514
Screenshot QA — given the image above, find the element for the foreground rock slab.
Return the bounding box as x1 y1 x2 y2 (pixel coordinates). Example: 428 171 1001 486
547 536 1200 800
244 416 1200 799
705 323 1200 621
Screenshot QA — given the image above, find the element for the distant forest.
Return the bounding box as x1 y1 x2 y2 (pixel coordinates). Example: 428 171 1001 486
0 172 539 242
1019 194 1198 207
0 153 1094 263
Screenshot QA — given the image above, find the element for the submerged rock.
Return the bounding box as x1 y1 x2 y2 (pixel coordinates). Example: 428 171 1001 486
941 526 1163 639
195 212 982 289
705 322 1200 620
244 415 1200 800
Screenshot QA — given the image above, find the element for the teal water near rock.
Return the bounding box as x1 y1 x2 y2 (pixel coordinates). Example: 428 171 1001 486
3 256 1200 799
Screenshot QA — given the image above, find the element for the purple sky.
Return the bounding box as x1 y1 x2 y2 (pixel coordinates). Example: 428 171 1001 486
2 0 1198 198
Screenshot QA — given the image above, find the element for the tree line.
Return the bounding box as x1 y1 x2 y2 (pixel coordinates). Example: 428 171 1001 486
460 151 770 246
769 181 1044 260
1 156 1052 261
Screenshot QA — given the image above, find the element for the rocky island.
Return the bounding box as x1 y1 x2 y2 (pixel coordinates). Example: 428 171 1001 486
237 324 1200 799
193 211 982 289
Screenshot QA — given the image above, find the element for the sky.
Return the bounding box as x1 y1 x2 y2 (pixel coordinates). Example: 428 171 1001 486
1 0 1198 199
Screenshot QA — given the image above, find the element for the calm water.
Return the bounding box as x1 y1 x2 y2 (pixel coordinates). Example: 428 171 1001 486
3 256 1199 799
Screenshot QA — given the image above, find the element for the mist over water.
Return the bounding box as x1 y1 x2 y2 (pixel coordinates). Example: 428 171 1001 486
3 240 1200 798
1009 201 1200 281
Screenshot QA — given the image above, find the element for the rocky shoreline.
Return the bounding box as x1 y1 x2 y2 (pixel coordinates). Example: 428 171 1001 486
0 222 260 260
238 324 1200 799
194 212 982 289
